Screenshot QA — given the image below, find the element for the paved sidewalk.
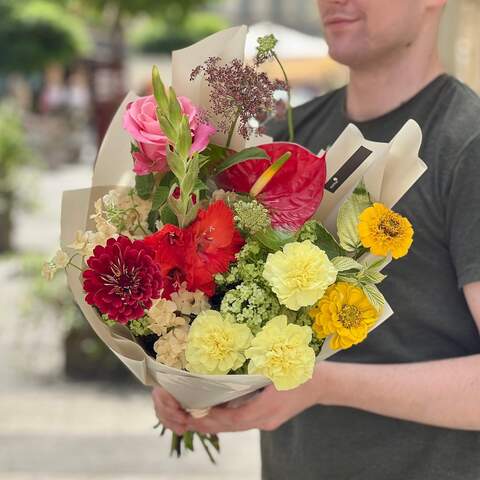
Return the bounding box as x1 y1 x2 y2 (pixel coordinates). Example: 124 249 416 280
0 165 261 480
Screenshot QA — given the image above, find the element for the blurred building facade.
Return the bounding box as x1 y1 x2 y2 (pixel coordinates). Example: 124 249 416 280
215 0 321 35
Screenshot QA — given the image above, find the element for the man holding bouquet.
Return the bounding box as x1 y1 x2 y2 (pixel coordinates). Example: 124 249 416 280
153 0 480 478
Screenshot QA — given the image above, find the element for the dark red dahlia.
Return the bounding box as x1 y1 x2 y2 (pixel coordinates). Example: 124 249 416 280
83 236 162 324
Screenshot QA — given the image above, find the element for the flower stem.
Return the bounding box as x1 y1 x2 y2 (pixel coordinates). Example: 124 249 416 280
273 52 294 142
226 109 241 149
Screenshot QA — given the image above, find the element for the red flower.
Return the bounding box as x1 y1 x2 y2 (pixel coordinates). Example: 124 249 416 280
144 225 188 299
217 142 327 231
185 201 244 295
83 236 162 324
144 201 244 298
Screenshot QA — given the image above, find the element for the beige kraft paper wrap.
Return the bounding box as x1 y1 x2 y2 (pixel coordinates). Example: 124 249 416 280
60 26 427 411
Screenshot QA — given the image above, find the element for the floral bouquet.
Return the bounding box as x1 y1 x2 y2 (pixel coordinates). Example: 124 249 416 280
46 26 427 461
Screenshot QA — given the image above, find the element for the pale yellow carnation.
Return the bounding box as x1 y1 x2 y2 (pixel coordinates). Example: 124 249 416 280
147 299 186 336
185 311 252 375
262 240 337 311
170 283 210 315
154 326 189 369
246 315 315 390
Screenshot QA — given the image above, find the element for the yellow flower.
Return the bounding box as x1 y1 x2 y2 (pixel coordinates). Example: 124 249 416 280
309 282 378 350
185 311 252 375
358 203 413 259
262 240 337 311
246 315 315 391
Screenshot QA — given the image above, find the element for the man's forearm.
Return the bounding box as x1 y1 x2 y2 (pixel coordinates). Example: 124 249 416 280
317 354 480 430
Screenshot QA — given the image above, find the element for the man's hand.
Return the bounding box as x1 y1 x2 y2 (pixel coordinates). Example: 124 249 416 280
187 371 323 434
152 387 190 435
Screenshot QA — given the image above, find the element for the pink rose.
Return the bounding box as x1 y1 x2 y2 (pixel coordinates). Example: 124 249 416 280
123 95 216 176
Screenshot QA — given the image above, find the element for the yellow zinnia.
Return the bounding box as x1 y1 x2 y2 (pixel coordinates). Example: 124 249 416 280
185 311 252 375
309 282 378 350
262 240 337 311
358 203 413 259
246 315 315 390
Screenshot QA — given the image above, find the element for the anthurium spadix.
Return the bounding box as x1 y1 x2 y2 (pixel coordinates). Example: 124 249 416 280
217 142 327 231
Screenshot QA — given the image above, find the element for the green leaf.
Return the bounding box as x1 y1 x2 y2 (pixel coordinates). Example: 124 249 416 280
255 227 295 251
200 143 229 171
184 431 194 451
181 157 199 198
151 186 169 211
158 112 177 142
160 204 178 226
337 180 373 252
135 173 154 200
130 142 140 154
194 178 208 192
300 221 346 260
332 256 363 272
360 270 387 284
214 147 270 174
168 86 183 126
336 273 358 284
147 209 159 232
361 283 386 312
176 115 192 159
152 66 169 114
167 148 186 180
159 171 177 188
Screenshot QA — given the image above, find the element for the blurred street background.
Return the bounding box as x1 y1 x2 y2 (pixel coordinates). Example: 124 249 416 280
0 0 479 479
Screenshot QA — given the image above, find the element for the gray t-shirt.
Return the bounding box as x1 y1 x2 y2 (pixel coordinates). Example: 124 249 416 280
261 75 480 480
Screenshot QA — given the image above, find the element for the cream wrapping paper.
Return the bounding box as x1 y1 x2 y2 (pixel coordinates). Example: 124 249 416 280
60 26 427 410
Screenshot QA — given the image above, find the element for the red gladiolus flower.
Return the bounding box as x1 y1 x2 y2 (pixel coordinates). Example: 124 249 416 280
217 142 327 231
144 225 189 299
144 201 243 298
185 200 244 295
83 236 163 324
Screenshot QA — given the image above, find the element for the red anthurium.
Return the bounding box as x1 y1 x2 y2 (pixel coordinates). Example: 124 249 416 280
217 142 327 231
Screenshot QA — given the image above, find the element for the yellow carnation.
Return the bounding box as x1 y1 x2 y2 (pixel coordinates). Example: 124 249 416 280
358 203 413 259
262 240 337 311
185 311 252 375
309 282 378 350
246 315 315 391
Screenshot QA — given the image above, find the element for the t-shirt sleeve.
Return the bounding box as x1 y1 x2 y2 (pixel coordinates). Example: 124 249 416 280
446 135 480 288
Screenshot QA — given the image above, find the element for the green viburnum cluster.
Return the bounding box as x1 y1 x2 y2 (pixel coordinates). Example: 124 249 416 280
215 239 268 287
128 316 153 337
220 282 281 335
233 200 271 235
296 219 320 243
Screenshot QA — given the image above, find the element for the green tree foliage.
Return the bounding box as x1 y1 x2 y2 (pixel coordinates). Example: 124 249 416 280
0 1 89 73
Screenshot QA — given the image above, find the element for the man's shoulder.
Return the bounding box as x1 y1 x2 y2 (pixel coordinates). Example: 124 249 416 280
435 76 480 149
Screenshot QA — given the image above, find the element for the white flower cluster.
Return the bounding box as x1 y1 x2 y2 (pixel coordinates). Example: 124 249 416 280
93 188 151 239
41 249 70 280
170 282 210 315
147 286 209 370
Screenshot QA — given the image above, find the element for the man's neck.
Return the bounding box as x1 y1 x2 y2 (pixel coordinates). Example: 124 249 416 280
346 48 445 122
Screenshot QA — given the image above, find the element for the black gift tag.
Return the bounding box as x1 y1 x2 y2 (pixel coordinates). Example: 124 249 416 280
325 146 373 193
